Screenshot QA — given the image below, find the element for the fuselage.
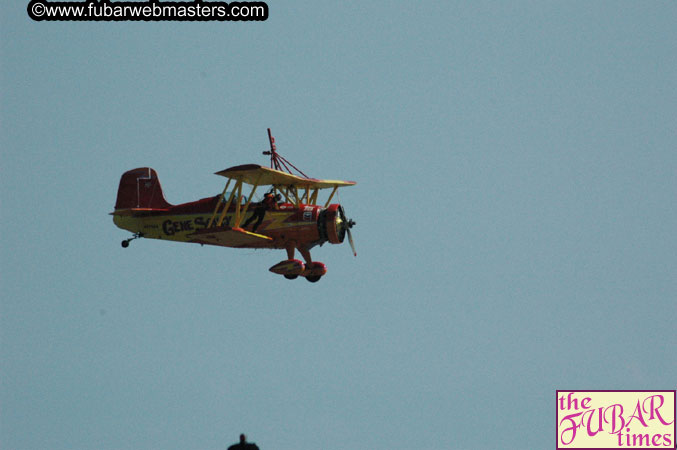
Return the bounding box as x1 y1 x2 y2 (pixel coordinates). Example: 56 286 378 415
113 196 335 250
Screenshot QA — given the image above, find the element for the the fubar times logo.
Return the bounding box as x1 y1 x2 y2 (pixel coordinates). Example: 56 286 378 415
556 390 676 449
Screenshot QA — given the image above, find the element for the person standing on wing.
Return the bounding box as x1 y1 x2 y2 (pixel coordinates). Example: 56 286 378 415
243 192 278 232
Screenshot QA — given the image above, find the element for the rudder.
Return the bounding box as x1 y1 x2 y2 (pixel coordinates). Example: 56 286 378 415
115 167 172 210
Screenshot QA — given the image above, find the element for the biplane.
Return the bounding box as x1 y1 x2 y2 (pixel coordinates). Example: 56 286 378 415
112 129 356 282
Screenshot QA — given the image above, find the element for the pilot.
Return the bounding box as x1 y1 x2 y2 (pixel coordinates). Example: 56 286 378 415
243 192 278 232
227 434 260 450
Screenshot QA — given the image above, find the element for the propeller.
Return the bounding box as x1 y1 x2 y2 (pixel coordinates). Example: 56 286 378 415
346 226 356 257
338 206 357 257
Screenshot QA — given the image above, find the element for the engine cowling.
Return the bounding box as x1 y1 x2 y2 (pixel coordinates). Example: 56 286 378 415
318 204 346 244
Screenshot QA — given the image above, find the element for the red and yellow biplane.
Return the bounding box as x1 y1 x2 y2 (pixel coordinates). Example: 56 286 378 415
112 129 356 282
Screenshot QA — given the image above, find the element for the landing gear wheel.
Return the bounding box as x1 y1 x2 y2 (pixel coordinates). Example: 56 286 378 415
306 275 321 283
284 274 298 280
120 232 143 248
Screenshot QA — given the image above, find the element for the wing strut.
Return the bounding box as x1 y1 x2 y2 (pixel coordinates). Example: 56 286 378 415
208 178 231 228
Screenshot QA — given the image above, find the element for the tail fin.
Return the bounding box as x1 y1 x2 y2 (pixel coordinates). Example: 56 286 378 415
114 168 172 210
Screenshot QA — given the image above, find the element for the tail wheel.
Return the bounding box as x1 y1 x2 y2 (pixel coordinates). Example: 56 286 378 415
120 232 143 248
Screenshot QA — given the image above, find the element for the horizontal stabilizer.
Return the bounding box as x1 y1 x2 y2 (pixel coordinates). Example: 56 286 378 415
110 208 170 216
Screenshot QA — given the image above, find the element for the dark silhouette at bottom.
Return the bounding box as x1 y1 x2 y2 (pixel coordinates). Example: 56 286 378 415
228 434 260 450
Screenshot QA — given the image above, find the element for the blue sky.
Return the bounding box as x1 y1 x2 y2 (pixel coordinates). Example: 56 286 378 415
1 1 676 449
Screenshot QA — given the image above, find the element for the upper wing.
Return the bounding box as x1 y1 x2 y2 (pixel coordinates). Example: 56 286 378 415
188 226 273 248
215 164 356 189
